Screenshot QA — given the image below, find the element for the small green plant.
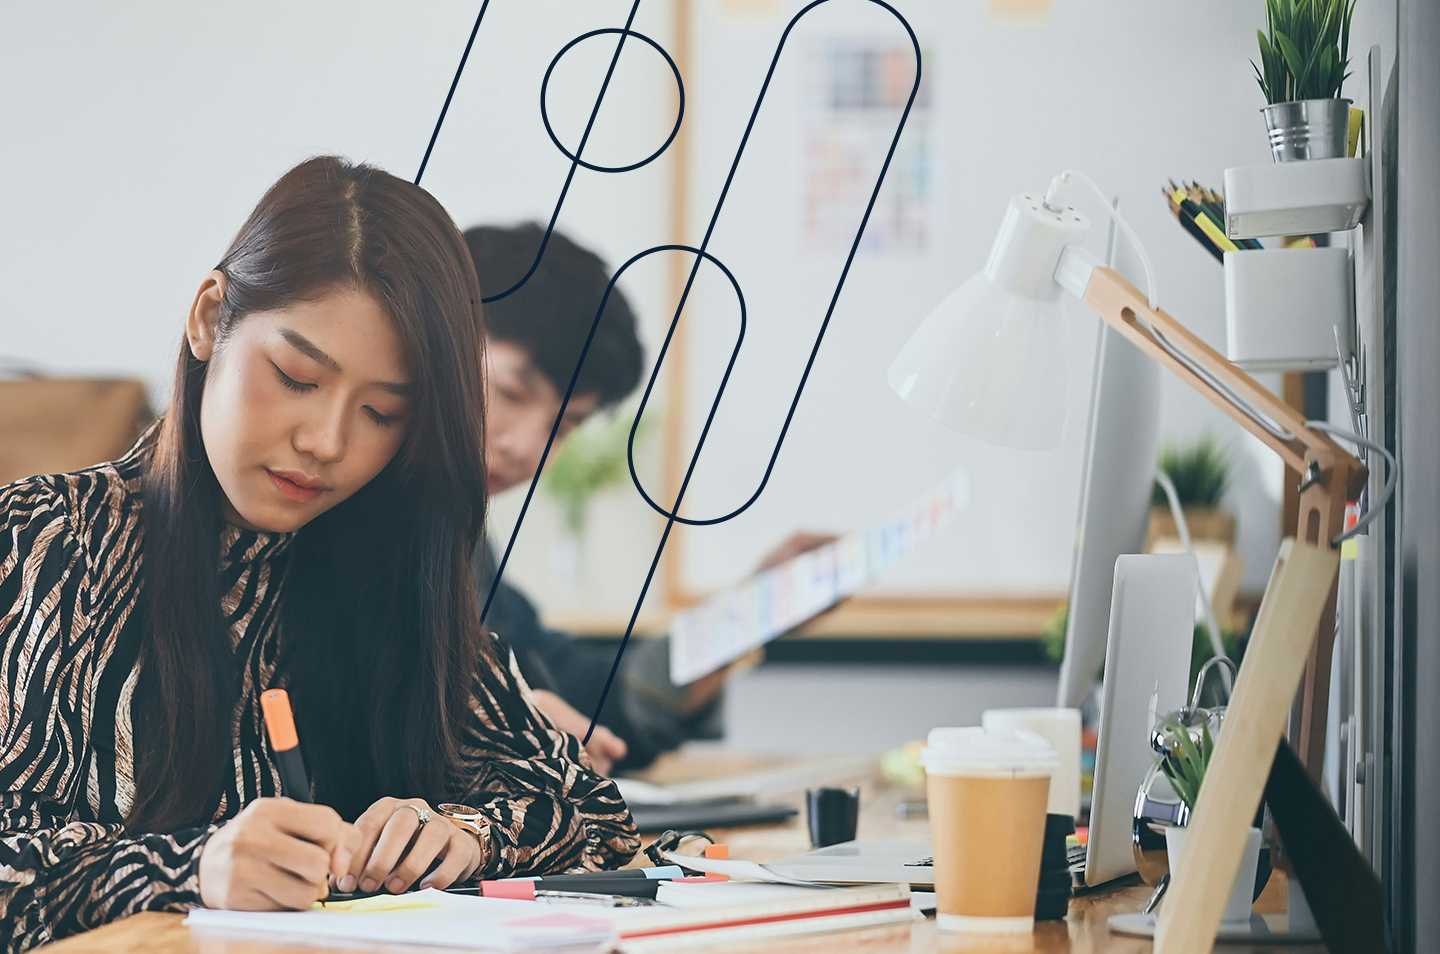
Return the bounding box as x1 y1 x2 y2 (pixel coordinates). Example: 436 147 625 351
1156 716 1215 813
1152 436 1231 509
1040 603 1069 665
1252 0 1357 105
539 405 652 536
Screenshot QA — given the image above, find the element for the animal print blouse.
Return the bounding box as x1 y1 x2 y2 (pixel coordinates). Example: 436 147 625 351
0 435 637 949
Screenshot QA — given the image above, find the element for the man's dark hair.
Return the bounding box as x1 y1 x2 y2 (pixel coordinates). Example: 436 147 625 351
463 222 644 408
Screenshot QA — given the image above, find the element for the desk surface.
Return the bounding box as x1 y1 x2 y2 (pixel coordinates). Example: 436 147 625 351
41 751 1324 953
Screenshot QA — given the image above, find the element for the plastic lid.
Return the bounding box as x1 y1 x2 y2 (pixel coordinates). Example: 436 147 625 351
920 726 1058 776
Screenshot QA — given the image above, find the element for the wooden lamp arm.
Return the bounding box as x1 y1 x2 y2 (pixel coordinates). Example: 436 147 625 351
1081 264 1367 495
1081 262 1366 773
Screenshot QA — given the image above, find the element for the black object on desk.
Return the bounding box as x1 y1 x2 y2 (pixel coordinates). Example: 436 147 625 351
806 786 861 848
630 798 797 833
1035 812 1075 920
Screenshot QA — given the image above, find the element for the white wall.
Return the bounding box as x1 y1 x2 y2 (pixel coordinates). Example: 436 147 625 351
1 1 1395 625
664 0 1390 606
0 0 678 619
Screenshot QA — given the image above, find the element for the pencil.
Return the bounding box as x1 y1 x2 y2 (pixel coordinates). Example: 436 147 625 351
260 688 313 802
1184 181 1263 251
1178 180 1263 250
1163 186 1223 262
1170 184 1240 255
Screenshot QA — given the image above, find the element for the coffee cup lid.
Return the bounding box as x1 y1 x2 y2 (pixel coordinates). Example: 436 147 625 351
920 726 1058 776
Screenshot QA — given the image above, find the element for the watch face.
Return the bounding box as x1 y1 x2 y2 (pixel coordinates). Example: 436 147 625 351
437 802 482 819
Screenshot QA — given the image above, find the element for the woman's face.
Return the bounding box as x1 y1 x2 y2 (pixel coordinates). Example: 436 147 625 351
189 278 412 533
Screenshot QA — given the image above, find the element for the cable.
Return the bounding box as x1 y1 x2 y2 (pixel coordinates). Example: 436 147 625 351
1045 169 1159 310
1154 468 1233 697
1306 421 1398 546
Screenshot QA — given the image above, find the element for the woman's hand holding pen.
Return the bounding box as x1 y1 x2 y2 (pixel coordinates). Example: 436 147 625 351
198 798 359 910
339 796 488 895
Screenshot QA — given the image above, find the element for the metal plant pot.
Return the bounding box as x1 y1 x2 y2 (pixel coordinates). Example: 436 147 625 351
1261 97 1352 162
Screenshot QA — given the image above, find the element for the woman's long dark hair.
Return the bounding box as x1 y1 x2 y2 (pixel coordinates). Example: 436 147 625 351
128 156 489 830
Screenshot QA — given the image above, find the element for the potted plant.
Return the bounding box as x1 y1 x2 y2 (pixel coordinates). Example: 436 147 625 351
1148 436 1236 547
1252 0 1358 162
538 405 653 578
1154 716 1264 924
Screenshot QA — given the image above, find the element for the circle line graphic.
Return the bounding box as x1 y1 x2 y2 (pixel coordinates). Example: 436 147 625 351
541 27 685 174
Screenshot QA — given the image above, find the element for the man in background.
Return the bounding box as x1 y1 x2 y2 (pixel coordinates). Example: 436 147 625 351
464 223 829 773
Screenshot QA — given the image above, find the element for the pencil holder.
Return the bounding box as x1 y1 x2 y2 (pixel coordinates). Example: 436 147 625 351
1223 247 1352 372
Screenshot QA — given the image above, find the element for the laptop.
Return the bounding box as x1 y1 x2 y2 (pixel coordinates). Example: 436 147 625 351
766 555 1196 890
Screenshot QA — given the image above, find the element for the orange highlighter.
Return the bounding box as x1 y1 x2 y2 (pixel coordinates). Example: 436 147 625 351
260 688 312 802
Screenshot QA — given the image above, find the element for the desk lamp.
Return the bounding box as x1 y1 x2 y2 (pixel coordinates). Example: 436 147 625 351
890 170 1379 952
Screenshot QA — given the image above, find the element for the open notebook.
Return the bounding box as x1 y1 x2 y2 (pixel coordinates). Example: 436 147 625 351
185 890 613 952
184 882 914 952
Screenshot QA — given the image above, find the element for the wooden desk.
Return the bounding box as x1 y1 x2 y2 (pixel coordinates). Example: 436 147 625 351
42 752 1324 953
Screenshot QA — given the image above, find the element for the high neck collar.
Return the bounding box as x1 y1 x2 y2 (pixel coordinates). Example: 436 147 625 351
219 522 295 570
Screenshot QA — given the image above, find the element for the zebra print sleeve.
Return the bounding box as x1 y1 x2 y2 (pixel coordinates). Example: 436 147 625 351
0 476 212 951
450 633 638 877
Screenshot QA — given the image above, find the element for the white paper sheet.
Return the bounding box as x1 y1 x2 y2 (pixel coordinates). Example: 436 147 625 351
184 889 616 952
614 754 873 807
655 881 832 908
669 471 969 684
658 851 827 887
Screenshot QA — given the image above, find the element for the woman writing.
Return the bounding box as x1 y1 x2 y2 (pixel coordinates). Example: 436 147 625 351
0 156 637 949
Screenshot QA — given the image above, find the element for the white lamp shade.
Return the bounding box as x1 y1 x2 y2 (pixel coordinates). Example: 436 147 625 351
887 269 1069 450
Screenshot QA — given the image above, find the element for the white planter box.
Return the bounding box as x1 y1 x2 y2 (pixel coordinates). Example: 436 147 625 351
1224 247 1352 372
1223 157 1369 238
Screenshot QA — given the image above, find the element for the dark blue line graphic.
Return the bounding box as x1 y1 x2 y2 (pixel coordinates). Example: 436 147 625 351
443 1 919 745
412 1 664 304
478 6 673 628
624 1 920 528
415 1 490 186
541 28 684 174
577 1 922 741
482 1 648 303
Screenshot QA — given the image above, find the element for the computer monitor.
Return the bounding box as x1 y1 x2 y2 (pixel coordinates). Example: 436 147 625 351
1082 554 1196 887
1055 210 1163 709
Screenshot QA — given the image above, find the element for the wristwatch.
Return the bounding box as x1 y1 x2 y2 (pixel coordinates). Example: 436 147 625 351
435 802 493 872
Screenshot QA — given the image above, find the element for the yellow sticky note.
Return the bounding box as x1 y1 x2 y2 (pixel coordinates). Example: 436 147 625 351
313 895 442 914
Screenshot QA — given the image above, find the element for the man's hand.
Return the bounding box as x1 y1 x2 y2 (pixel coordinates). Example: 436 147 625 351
531 688 628 774
663 530 841 716
753 531 839 574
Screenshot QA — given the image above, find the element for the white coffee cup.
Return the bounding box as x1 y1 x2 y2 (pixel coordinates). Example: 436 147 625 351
981 707 1082 818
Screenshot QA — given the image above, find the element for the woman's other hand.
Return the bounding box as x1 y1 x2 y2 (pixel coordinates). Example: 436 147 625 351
339 797 488 895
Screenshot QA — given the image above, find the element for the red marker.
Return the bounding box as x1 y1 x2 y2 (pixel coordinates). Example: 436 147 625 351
260 688 312 802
